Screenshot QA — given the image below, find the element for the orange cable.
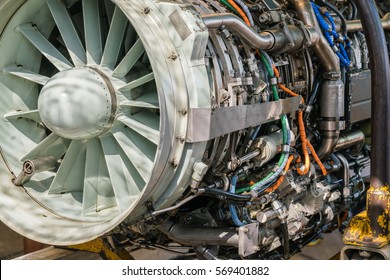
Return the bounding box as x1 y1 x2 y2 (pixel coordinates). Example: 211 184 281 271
265 155 295 193
307 139 328 176
296 111 310 175
227 0 251 26
273 65 327 176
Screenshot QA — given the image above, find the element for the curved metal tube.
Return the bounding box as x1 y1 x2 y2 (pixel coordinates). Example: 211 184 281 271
288 0 340 72
158 219 239 246
335 129 365 153
201 13 319 51
201 13 275 49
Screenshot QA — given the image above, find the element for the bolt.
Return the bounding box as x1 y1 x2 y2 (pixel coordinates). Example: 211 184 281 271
144 7 150 14
171 160 179 168
170 53 178 60
180 107 188 116
177 136 185 143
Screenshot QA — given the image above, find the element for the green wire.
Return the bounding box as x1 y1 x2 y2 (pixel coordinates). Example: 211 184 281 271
219 0 240 16
236 52 289 194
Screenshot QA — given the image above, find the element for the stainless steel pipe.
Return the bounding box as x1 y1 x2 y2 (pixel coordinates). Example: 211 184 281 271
336 13 390 32
201 13 319 52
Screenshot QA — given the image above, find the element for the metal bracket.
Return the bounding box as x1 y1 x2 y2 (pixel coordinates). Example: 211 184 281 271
238 223 260 258
186 96 301 143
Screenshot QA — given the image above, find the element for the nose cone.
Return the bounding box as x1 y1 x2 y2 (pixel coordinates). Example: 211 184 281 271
38 67 115 139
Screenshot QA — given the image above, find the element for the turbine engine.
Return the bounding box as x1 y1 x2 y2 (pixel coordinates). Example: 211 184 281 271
0 0 388 259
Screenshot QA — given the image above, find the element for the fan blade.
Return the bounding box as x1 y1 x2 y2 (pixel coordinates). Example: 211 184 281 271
112 125 155 182
117 111 160 145
100 135 143 212
16 23 73 71
48 140 86 194
4 109 42 124
113 38 145 77
46 0 87 66
21 133 70 161
101 6 128 69
2 65 49 85
83 138 116 214
119 72 154 92
82 0 103 65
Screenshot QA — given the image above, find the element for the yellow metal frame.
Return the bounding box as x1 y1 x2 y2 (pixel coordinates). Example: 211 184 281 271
344 186 390 248
67 238 133 260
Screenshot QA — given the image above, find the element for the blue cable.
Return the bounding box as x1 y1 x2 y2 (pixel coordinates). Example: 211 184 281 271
229 175 247 227
311 2 350 68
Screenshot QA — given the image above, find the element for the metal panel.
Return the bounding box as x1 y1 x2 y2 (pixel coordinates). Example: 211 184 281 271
186 96 301 142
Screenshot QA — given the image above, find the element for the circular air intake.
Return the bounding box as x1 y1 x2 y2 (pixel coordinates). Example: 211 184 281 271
0 0 210 245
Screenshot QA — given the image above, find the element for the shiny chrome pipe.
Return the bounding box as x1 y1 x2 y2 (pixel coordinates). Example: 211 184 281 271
337 13 390 32
201 13 319 52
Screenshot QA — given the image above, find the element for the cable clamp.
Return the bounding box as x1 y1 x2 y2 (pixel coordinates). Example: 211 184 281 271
272 165 280 172
269 77 278 86
281 145 291 154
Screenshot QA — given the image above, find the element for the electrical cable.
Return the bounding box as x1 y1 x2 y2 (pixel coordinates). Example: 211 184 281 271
226 0 251 26
265 155 295 193
318 0 348 37
233 0 255 26
229 175 247 226
311 2 350 67
202 187 252 202
219 0 240 16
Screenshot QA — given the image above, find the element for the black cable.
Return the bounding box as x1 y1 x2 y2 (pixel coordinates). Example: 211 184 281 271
201 188 252 203
304 70 322 121
349 0 358 20
281 223 290 259
355 0 390 189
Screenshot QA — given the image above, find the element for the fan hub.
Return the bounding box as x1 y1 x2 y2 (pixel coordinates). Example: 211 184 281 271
38 67 115 140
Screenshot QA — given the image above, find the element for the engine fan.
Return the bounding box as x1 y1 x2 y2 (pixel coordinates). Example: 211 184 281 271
0 0 211 245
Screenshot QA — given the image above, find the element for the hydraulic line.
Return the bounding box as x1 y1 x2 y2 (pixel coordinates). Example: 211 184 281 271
311 2 350 68
273 66 327 176
236 51 290 194
202 187 252 203
272 66 310 175
317 0 348 37
348 0 358 20
229 175 247 227
250 116 291 194
265 155 295 193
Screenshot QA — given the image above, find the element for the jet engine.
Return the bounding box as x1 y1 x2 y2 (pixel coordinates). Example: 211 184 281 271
0 0 389 259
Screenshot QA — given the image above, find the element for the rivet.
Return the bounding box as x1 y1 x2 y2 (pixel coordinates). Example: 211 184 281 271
180 107 188 116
